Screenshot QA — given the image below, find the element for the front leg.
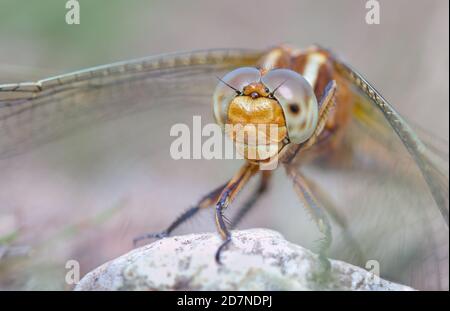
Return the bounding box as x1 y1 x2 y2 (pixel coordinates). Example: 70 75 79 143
285 165 332 276
303 80 337 149
215 162 259 264
133 183 226 246
280 82 337 276
230 170 271 229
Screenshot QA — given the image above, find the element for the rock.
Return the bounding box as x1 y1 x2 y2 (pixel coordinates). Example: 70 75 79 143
75 228 414 291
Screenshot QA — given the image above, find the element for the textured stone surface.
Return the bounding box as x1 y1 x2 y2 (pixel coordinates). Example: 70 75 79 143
75 228 413 291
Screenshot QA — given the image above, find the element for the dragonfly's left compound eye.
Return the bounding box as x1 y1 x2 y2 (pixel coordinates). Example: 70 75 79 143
262 69 319 144
213 67 261 127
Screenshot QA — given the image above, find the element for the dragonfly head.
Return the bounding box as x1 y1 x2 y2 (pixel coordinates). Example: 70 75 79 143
213 67 319 162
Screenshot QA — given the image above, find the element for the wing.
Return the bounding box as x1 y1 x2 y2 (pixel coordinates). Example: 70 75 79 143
0 49 263 158
0 49 265 289
332 57 449 226
293 55 449 290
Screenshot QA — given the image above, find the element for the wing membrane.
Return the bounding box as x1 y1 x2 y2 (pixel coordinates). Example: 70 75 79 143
333 57 449 226
0 49 266 289
0 49 263 158
296 56 449 290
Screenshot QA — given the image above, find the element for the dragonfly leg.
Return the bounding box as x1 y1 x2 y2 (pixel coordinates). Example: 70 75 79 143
300 173 367 266
285 165 332 276
215 162 259 264
133 183 226 246
230 170 271 229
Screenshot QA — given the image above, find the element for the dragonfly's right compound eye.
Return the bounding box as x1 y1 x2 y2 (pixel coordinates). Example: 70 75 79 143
213 67 261 127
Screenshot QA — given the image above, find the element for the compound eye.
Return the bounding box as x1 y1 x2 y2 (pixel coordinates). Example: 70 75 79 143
261 69 318 144
213 67 261 127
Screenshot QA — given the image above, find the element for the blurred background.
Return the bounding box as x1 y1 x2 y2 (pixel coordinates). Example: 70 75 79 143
0 0 448 136
0 0 448 290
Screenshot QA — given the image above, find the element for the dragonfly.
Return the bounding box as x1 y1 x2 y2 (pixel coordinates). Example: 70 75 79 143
0 46 448 290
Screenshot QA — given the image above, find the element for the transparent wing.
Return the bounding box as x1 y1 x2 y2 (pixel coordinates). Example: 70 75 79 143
286 57 449 290
333 59 449 225
0 49 264 289
0 49 263 158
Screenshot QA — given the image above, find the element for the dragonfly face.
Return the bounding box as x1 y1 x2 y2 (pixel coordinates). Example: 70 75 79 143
213 67 319 162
